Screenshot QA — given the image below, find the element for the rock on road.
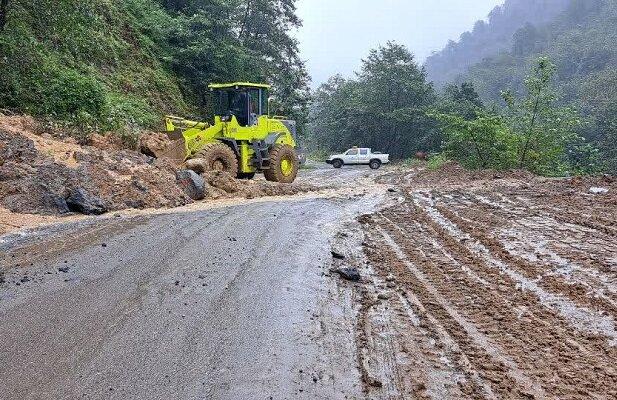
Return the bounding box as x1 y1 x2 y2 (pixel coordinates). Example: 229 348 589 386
0 168 383 400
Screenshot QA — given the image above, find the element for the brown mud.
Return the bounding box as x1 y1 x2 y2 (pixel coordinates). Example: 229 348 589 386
0 115 319 235
348 164 617 399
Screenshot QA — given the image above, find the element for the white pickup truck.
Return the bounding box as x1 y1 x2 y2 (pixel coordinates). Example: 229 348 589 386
327 147 390 169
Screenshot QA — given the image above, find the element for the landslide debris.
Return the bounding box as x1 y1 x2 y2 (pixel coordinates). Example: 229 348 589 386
0 115 319 220
0 122 192 215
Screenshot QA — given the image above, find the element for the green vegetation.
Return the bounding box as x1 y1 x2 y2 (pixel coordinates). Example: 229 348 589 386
1 0 615 176
0 0 308 140
308 0 615 176
436 58 591 175
308 42 440 160
424 0 617 173
427 154 448 171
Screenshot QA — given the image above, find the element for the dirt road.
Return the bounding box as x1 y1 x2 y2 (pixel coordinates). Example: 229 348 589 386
354 168 617 399
0 166 384 400
1 164 617 399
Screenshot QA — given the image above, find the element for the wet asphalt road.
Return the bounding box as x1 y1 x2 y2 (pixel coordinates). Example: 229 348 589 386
0 168 381 400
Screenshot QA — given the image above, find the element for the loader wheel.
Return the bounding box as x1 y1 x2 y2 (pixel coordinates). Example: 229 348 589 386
194 142 238 176
264 144 299 183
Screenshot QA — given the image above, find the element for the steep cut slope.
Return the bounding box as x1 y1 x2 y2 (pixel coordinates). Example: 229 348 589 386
0 0 188 132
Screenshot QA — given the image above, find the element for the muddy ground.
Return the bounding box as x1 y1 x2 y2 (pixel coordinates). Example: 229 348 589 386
346 163 617 399
0 115 319 235
1 122 617 399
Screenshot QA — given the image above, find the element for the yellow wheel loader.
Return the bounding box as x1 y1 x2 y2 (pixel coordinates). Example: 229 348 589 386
163 82 299 183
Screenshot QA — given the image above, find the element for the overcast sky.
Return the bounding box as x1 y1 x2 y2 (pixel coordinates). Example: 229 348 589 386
296 0 505 87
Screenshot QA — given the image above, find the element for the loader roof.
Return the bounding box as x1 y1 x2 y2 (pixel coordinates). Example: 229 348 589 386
208 82 271 90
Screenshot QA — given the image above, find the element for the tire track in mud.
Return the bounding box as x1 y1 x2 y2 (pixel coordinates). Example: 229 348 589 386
363 226 542 399
359 193 617 399
453 192 617 282
412 191 617 344
434 202 617 317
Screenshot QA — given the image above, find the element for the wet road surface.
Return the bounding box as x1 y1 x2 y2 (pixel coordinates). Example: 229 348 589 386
0 167 383 400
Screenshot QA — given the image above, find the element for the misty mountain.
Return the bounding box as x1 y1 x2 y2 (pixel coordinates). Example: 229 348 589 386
424 0 571 87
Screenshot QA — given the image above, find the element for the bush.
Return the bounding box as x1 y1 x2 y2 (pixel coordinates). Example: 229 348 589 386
42 68 107 119
435 58 589 176
427 154 449 170
435 112 519 170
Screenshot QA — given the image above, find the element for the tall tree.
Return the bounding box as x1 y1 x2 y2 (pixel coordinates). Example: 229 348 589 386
0 0 9 31
502 57 582 174
308 42 439 159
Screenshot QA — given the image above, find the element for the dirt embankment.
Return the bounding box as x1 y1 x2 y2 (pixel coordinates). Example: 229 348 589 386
344 163 617 399
0 115 317 235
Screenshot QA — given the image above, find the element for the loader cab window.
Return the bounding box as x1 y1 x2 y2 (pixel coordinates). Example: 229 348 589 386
248 89 262 126
216 88 265 127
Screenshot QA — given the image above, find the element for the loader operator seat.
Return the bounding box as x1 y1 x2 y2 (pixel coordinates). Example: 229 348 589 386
229 91 249 127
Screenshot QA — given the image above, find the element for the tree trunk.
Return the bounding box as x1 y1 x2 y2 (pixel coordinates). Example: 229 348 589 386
0 0 9 31
519 95 541 168
239 0 252 40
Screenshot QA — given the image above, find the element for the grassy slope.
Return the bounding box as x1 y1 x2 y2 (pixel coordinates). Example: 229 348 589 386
0 0 188 136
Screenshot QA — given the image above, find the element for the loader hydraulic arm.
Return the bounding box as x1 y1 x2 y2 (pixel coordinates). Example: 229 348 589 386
165 116 210 132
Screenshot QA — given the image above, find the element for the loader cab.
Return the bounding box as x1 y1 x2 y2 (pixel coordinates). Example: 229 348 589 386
209 82 270 127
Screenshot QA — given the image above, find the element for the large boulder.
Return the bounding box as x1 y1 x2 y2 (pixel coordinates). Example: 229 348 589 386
176 170 206 200
66 188 107 215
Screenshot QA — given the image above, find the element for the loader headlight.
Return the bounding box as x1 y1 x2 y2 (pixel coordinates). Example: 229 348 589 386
221 115 231 122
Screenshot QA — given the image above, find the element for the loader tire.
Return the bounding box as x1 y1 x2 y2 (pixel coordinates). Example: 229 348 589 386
264 144 299 183
193 142 238 176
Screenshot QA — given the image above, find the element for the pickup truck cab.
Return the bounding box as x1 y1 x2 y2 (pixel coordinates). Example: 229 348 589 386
327 147 390 169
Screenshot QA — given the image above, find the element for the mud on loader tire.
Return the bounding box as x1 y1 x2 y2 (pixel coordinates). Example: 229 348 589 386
193 142 238 176
264 144 299 184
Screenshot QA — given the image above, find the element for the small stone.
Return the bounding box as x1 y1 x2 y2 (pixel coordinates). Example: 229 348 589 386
20 276 30 283
331 250 345 260
368 378 383 388
101 243 107 248
58 266 70 273
589 187 609 195
331 267 361 282
377 292 391 300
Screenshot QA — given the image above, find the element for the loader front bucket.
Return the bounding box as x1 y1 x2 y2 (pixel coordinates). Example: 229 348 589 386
140 130 188 166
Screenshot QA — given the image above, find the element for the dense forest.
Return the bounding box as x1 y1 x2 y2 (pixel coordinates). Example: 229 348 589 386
1 0 616 175
424 0 571 88
463 0 617 173
310 0 617 174
0 0 309 140
307 42 440 160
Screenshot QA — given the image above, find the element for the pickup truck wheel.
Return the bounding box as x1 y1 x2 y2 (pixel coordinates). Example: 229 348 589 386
369 159 382 170
332 159 343 169
264 144 299 183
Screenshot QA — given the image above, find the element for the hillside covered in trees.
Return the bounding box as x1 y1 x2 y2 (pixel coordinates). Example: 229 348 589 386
0 0 309 140
427 0 617 173
424 0 571 88
309 0 617 174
